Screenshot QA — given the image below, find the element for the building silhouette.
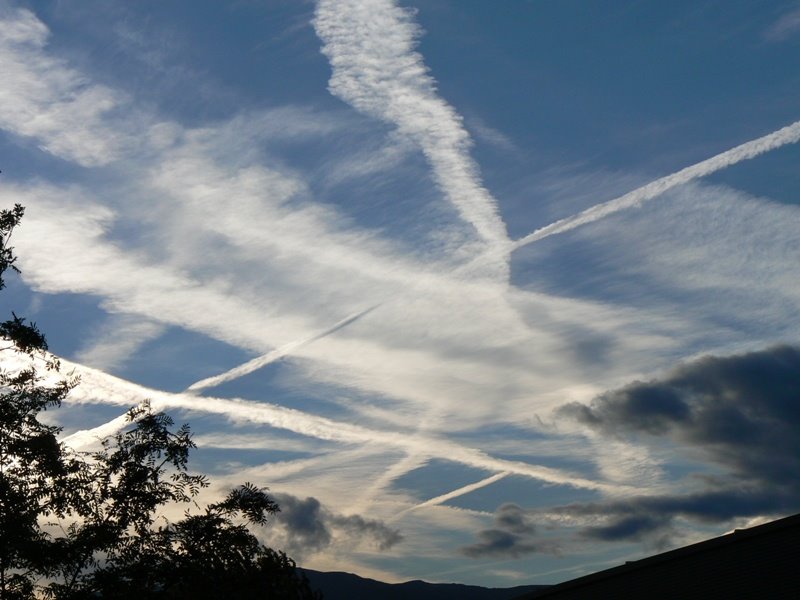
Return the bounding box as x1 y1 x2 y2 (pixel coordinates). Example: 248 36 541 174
516 513 800 599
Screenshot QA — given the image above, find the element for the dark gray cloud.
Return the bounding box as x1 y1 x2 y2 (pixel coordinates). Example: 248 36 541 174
559 487 796 525
581 513 670 543
545 484 800 549
494 502 536 535
554 345 800 543
460 503 560 559
272 494 332 553
560 345 800 485
271 492 402 557
329 513 403 551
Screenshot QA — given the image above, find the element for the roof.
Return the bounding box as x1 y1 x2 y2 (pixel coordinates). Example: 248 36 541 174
516 512 800 600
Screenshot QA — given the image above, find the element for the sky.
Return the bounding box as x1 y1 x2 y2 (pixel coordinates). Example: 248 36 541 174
1 0 799 588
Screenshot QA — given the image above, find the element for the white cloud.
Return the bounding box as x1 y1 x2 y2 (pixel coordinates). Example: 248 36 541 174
75 314 164 372
0 8 139 166
0 7 695 444
465 115 517 153
6 169 673 433
314 0 510 262
2 184 317 351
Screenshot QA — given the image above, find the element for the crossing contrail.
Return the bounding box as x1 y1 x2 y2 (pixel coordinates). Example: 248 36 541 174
49 355 629 493
513 120 800 250
63 305 380 448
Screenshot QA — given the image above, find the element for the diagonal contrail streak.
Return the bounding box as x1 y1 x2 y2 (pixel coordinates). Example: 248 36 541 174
513 120 800 250
185 304 380 394
314 0 509 250
391 471 511 522
37 353 630 494
62 305 380 448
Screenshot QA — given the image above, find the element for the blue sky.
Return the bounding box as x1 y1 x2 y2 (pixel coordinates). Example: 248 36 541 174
1 0 800 587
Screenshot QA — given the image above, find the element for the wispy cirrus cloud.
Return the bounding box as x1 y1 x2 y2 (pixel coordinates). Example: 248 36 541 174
6 165 676 435
2 0 800 584
75 314 165 372
764 5 800 41
544 181 800 339
0 7 140 166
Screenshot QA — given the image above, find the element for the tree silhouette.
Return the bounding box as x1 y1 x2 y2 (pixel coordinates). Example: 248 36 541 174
0 205 321 599
0 204 75 599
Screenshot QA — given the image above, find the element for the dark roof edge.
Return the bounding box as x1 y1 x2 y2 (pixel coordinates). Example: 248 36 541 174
518 512 800 599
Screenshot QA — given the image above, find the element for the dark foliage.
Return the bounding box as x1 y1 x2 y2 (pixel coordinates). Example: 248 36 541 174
0 205 321 599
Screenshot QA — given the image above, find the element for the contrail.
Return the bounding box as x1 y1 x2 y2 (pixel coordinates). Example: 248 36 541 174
351 453 431 515
185 304 380 394
513 120 800 250
46 355 630 494
314 0 509 249
392 471 510 521
63 412 134 449
64 305 379 448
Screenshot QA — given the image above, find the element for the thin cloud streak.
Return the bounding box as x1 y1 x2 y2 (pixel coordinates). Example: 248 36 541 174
764 6 800 41
185 304 380 394
63 412 134 449
513 120 800 249
351 453 430 515
396 471 511 520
